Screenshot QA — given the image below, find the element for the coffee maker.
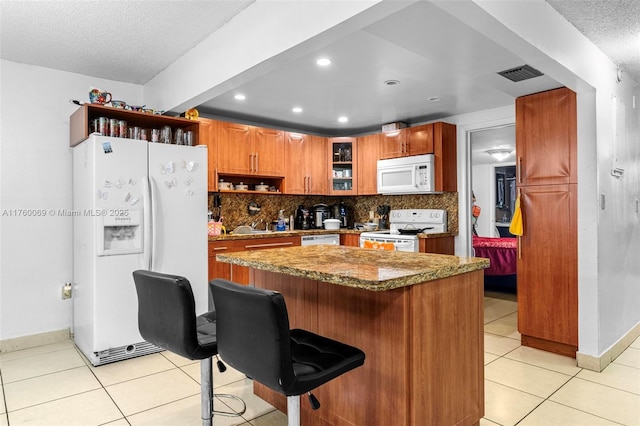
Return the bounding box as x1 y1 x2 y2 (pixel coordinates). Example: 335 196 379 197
295 205 311 230
312 204 330 228
331 201 351 228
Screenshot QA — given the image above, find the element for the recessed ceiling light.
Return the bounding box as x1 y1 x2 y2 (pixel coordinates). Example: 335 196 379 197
338 116 348 123
316 58 332 67
292 107 303 113
384 79 400 86
234 94 246 101
427 96 440 102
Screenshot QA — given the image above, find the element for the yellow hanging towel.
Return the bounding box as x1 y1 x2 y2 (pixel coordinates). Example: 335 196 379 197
509 195 523 236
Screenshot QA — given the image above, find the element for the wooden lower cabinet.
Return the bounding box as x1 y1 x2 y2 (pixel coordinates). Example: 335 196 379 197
340 234 360 247
420 236 454 255
251 269 484 425
517 184 578 356
208 237 301 284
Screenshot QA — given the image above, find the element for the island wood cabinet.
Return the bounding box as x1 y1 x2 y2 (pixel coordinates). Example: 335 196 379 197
69 103 200 147
327 137 358 195
356 133 380 195
516 87 578 357
284 132 327 194
208 237 301 284
217 121 285 177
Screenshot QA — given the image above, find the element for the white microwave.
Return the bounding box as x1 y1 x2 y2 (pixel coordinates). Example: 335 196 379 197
377 154 435 194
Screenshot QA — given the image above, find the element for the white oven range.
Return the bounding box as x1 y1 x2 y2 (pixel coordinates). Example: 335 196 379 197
359 209 447 252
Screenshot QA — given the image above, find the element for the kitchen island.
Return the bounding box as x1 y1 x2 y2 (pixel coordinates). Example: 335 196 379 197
216 245 489 426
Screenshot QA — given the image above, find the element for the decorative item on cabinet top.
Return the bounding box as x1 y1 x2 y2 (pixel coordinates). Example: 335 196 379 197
69 103 199 147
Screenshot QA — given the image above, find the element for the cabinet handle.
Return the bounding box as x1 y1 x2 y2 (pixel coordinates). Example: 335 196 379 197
518 156 522 183
308 176 312 193
244 242 294 249
249 154 254 172
212 246 228 251
255 152 259 172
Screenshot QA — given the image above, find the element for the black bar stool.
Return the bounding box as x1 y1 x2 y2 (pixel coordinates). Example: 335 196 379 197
209 278 365 426
132 270 246 426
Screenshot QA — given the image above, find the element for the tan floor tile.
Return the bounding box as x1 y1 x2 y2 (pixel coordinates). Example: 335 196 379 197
550 377 640 425
0 347 85 383
505 346 581 376
103 420 130 426
216 378 277 422
483 380 543 426
485 352 500 365
577 362 640 394
160 350 199 368
106 369 199 416
0 414 6 426
181 361 247 389
0 341 76 363
0 384 4 414
90 352 176 386
484 312 520 340
479 418 500 426
127 394 247 426
613 347 640 369
7 388 122 426
484 333 520 356
4 366 101 411
485 358 572 398
250 409 287 426
518 400 619 425
483 298 518 324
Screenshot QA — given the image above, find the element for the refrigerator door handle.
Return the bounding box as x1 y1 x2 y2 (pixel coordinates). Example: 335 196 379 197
142 176 152 270
148 176 159 271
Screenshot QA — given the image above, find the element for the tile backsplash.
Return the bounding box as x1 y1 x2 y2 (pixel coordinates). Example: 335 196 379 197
208 192 458 234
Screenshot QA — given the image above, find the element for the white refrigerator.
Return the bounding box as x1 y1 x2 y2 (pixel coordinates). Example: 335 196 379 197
73 134 208 366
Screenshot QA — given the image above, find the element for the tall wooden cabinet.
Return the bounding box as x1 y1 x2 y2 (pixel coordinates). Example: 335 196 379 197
356 133 380 195
284 132 327 194
516 87 578 357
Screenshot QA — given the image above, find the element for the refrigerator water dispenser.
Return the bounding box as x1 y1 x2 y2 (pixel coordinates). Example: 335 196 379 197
97 210 142 256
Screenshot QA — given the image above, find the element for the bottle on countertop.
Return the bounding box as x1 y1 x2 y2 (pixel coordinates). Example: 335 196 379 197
276 210 286 231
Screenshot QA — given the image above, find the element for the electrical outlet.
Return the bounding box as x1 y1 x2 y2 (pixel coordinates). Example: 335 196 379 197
62 282 72 299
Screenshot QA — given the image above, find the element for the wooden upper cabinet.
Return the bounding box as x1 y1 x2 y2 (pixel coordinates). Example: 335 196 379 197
379 129 407 159
328 137 357 195
516 87 577 186
284 133 327 195
217 121 284 176
254 127 285 176
407 124 434 156
357 133 380 195
307 135 327 194
218 121 253 174
198 118 220 191
433 122 457 192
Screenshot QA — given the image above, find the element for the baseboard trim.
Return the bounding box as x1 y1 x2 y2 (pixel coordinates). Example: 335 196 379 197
577 321 640 372
0 329 71 353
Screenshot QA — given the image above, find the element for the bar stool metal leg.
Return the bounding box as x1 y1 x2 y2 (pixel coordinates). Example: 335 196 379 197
287 395 301 426
201 358 213 426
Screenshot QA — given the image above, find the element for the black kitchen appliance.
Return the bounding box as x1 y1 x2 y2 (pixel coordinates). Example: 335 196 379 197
295 205 311 230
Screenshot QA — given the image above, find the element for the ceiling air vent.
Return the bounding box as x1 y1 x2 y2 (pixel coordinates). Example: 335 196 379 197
497 65 544 82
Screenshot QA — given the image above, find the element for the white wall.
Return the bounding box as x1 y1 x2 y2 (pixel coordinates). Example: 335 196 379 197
0 60 143 340
471 164 494 237
440 0 640 358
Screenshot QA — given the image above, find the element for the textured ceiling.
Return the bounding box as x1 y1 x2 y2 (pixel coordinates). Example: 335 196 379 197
0 0 254 84
546 0 640 83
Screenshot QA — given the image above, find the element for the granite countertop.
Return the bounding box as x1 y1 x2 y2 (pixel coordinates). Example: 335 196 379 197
216 245 488 291
209 229 454 242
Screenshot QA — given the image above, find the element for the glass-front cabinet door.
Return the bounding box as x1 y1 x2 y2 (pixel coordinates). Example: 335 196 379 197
328 137 357 195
